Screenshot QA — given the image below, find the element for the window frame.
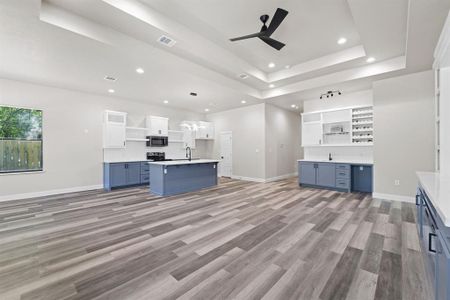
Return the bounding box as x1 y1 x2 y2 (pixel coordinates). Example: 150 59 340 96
0 104 44 174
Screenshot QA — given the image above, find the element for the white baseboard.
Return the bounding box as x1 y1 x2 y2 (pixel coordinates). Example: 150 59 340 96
0 184 103 202
372 192 415 203
265 173 298 183
230 175 265 183
230 173 297 183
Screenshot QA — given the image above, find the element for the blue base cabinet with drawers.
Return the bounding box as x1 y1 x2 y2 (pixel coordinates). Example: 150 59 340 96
298 161 372 193
104 161 150 191
417 187 450 300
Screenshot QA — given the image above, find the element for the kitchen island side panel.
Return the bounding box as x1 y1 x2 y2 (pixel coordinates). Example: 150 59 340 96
149 162 218 196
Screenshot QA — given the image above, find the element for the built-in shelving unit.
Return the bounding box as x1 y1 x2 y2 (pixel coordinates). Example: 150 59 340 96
435 69 441 171
351 106 374 145
301 105 374 147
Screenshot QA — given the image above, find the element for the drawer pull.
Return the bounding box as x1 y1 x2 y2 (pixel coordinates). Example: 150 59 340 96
429 233 437 253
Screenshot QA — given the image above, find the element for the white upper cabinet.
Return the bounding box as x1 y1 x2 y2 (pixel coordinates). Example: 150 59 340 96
196 121 214 140
302 112 322 146
103 110 127 148
146 116 168 136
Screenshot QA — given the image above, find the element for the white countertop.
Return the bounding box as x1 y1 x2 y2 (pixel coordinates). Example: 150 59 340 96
147 159 220 166
298 159 373 165
417 171 450 226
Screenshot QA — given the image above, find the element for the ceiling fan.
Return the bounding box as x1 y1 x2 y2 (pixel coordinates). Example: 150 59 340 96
229 8 289 51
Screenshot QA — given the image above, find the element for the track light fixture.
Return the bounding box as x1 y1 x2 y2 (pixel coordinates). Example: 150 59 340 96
320 90 342 99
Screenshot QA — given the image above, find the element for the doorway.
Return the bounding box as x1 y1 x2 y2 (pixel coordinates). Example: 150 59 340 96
220 131 232 177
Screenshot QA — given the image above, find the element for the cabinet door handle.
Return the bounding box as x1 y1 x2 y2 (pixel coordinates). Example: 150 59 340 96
429 233 437 253
415 195 420 206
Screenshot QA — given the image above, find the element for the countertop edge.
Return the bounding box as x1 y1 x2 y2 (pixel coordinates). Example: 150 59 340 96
297 159 373 165
147 160 220 166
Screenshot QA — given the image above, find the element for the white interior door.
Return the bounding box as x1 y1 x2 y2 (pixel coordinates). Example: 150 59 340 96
220 131 232 177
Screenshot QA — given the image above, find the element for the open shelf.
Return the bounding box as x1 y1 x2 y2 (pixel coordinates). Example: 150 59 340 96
324 132 350 136
126 138 148 142
126 126 148 131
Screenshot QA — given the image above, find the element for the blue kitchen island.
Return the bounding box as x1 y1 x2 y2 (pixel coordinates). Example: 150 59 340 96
148 159 219 196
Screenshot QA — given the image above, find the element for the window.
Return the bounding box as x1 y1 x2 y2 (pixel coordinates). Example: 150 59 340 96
0 106 43 173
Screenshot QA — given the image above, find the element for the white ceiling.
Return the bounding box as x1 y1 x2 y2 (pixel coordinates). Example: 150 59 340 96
0 0 449 113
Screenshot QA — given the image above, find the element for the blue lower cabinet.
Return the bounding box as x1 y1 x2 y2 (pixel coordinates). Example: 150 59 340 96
299 162 317 185
317 163 336 188
298 161 353 192
126 162 141 185
417 185 450 300
351 165 373 193
109 164 127 188
104 162 149 190
140 162 150 184
436 232 450 300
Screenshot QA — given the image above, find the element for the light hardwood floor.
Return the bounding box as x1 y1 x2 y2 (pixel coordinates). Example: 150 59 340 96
0 178 432 300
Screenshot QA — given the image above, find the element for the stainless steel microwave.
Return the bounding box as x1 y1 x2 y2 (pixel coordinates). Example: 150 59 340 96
147 136 168 147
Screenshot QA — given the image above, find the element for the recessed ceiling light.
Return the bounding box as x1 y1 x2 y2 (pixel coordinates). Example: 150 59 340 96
337 37 347 45
366 57 375 63
291 104 296 108
136 68 144 74
268 62 275 68
204 108 210 112
269 84 275 88
241 100 247 104
163 100 169 104
285 65 291 69
108 89 115 93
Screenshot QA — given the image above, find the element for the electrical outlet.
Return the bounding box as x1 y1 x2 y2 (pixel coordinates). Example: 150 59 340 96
394 179 400 186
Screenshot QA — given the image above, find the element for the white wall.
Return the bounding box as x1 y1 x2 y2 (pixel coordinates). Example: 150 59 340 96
206 103 302 181
0 78 208 199
302 89 374 162
265 104 302 180
303 90 373 112
206 104 266 180
373 70 435 198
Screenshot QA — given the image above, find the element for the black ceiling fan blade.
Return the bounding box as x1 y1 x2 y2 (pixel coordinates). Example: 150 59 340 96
265 8 288 37
230 32 262 41
259 36 285 50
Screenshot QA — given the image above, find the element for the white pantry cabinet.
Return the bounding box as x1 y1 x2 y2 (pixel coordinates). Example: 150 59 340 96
103 110 127 148
196 121 214 140
146 116 168 136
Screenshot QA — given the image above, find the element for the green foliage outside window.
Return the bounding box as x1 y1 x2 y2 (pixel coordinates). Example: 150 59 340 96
0 106 43 173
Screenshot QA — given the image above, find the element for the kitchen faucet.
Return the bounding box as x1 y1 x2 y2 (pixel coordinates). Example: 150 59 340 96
328 153 333 161
185 147 192 161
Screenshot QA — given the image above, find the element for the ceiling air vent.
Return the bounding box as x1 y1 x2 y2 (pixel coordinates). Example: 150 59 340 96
238 73 249 79
104 76 117 82
158 35 176 47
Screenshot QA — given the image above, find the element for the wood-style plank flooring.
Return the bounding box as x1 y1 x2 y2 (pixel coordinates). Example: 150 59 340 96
0 178 432 300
